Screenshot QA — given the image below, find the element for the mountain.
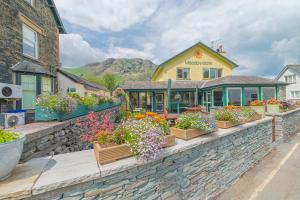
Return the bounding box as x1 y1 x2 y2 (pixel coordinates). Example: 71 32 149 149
63 58 158 82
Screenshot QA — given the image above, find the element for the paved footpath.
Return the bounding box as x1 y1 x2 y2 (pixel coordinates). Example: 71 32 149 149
216 133 300 200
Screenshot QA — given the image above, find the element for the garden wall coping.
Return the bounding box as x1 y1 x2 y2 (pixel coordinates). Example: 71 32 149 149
266 107 300 117
0 117 272 200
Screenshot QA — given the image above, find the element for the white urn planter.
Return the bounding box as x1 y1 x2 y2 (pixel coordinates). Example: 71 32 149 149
0 134 26 181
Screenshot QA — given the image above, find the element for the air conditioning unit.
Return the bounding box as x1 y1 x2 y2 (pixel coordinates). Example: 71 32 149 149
0 83 22 99
0 112 25 129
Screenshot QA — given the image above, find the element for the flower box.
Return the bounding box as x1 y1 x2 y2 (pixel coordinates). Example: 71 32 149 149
246 114 262 122
267 104 280 114
35 107 59 121
250 106 265 118
58 105 89 121
216 120 241 129
170 127 210 140
94 135 176 165
94 103 114 112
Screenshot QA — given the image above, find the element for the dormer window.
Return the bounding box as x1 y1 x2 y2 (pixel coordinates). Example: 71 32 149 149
22 24 38 59
285 74 296 83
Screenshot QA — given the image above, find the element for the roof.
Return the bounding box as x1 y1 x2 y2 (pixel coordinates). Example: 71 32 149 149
11 60 56 76
151 41 239 80
275 65 300 80
58 69 106 91
203 75 287 88
122 75 287 90
47 0 66 34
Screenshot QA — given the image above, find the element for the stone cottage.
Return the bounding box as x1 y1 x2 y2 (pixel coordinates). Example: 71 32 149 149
0 0 66 121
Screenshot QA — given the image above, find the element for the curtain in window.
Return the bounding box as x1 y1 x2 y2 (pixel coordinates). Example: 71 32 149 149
21 75 36 109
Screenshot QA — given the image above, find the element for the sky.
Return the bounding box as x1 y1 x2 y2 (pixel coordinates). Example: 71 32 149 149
54 0 300 77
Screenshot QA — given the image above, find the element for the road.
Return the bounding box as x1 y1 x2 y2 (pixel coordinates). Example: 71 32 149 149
216 133 300 200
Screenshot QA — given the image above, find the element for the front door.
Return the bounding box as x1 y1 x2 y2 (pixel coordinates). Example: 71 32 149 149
155 93 164 113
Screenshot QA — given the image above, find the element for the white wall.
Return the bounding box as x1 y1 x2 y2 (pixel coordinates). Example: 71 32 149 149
278 69 300 100
57 72 86 97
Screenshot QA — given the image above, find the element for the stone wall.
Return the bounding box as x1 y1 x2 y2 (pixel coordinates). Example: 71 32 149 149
18 106 120 162
18 118 273 200
268 108 300 142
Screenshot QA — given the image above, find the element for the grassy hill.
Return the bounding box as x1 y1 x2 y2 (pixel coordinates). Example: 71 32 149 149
63 58 158 82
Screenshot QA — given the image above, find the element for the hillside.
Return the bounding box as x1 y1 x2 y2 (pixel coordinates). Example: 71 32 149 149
63 58 158 81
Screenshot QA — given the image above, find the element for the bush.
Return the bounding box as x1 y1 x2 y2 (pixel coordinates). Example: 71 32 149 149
176 112 211 131
0 130 20 143
214 108 243 122
81 96 98 108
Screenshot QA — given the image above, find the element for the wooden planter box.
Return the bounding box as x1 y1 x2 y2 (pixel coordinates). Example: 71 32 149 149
170 127 210 140
246 114 262 122
250 106 265 118
267 104 280 115
94 135 176 164
216 120 241 129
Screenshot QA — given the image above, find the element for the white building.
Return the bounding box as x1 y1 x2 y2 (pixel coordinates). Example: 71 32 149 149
276 65 300 100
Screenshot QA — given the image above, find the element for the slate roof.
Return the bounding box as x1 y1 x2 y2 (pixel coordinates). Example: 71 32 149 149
58 69 106 91
47 0 66 33
11 61 56 76
275 64 300 80
122 75 286 90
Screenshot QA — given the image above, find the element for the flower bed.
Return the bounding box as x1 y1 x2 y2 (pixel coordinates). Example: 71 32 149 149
79 111 175 164
35 93 119 122
171 112 215 140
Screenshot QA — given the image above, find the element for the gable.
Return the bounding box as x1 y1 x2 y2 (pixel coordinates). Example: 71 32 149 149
152 42 238 81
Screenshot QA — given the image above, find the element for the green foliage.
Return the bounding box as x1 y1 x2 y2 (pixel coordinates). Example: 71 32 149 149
214 108 243 122
67 93 81 103
99 73 123 94
176 112 211 131
0 130 20 143
80 96 97 108
240 107 257 121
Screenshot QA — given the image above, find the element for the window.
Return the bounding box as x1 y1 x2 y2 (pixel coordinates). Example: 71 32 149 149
213 89 223 107
177 68 190 79
291 91 300 99
227 88 241 106
244 87 258 105
21 75 36 109
285 75 296 83
22 24 38 59
67 88 76 93
262 87 276 101
41 77 52 94
25 0 34 6
203 68 222 79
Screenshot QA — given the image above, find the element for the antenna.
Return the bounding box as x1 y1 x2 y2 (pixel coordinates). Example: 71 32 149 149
211 39 221 50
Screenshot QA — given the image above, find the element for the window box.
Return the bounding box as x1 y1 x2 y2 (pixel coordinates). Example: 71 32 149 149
170 127 211 140
216 120 241 129
93 134 175 165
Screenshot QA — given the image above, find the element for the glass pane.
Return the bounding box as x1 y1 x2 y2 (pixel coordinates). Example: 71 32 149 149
262 87 276 101
244 88 258 105
139 92 147 109
228 88 241 106
183 69 190 79
23 25 35 41
177 69 182 79
23 41 36 57
42 77 52 94
203 68 209 79
213 90 223 106
210 68 217 79
130 92 138 109
218 69 223 78
21 75 36 109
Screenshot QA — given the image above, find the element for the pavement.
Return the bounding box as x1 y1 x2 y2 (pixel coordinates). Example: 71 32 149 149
216 133 300 200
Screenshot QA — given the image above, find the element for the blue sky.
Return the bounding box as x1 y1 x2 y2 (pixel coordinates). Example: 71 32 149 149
54 0 300 77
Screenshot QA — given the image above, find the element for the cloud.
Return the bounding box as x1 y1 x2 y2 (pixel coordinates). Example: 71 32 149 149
272 36 300 65
60 34 105 67
54 0 160 32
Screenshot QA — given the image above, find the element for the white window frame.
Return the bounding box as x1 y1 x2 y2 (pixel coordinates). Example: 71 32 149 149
177 68 190 79
284 74 296 83
22 24 38 59
291 91 300 99
227 87 242 106
203 68 222 80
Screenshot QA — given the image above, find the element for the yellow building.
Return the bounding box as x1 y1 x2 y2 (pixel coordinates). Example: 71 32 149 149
152 42 238 81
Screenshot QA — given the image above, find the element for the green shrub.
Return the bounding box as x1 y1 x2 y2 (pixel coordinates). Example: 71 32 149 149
176 112 211 131
0 130 20 143
214 108 243 122
80 96 97 108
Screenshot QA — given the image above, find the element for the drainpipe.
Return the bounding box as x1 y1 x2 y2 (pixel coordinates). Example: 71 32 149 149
167 79 171 113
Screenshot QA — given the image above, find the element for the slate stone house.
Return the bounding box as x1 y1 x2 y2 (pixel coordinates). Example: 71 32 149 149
0 0 66 114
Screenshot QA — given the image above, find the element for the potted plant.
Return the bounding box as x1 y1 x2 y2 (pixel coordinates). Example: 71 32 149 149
250 100 265 117
240 107 261 122
0 130 26 181
214 106 243 128
267 98 280 114
79 111 175 164
280 100 296 112
171 112 213 140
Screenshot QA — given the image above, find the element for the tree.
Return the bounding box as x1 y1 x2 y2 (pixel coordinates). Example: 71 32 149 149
99 73 122 95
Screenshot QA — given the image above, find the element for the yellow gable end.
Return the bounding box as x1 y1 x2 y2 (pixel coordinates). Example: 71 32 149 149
152 43 236 81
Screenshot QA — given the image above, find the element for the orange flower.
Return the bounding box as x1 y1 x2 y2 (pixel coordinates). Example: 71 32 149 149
145 112 156 117
153 115 161 123
250 100 264 106
225 105 240 110
267 98 279 105
135 113 145 120
95 130 106 138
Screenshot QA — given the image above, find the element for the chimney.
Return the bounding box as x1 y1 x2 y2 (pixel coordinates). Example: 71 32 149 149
217 45 226 57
